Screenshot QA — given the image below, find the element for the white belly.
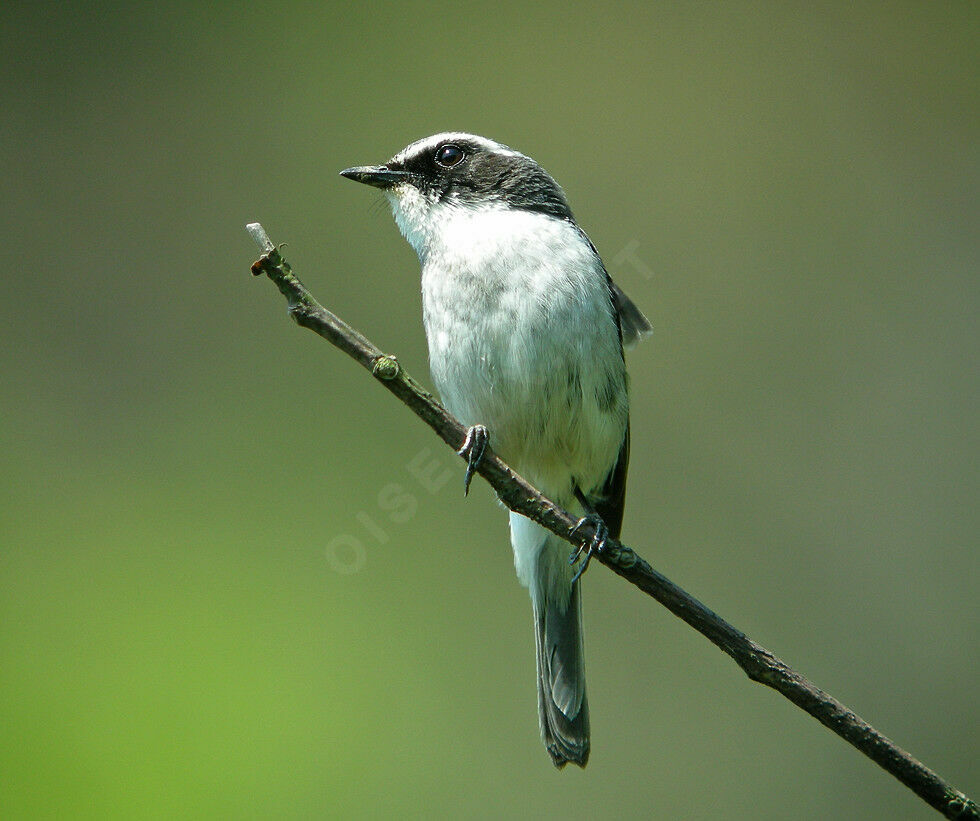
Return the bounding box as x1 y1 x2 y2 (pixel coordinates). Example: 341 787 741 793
421 207 627 501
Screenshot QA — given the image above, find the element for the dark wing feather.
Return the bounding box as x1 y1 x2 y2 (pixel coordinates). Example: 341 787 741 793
571 224 652 351
570 223 645 536
590 421 630 540
608 280 652 350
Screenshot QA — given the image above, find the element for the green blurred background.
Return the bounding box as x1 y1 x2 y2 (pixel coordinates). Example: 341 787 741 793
1 2 976 818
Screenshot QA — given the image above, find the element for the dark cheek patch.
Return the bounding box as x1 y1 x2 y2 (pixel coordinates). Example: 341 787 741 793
398 141 575 220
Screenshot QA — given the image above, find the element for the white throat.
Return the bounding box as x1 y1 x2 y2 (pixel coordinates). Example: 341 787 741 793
386 184 440 258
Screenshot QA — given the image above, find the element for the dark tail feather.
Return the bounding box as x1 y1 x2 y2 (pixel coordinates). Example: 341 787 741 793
533 581 589 768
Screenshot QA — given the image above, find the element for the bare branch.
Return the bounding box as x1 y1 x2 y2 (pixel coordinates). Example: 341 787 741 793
245 222 274 253
246 224 977 820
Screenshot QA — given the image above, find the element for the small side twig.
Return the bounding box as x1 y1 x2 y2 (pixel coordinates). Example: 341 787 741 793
246 223 976 820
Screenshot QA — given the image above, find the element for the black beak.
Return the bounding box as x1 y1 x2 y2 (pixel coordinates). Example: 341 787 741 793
339 165 411 188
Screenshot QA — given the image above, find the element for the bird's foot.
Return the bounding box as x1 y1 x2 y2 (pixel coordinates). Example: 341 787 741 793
457 424 488 496
568 513 608 584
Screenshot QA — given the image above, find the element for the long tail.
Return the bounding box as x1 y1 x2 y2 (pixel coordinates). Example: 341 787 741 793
534 578 589 767
512 514 589 768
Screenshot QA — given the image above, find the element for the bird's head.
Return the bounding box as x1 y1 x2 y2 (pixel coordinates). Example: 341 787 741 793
341 132 573 256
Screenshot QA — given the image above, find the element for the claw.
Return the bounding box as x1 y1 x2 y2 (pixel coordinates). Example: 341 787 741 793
568 512 608 584
457 424 489 496
567 518 590 563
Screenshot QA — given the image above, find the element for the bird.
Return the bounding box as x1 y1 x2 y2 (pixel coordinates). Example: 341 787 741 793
340 133 650 767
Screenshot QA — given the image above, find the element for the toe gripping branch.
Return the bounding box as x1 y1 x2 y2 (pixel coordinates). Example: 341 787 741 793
568 514 608 584
568 490 609 584
457 425 489 496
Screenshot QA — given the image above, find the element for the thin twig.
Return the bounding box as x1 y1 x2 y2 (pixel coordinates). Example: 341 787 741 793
246 223 977 820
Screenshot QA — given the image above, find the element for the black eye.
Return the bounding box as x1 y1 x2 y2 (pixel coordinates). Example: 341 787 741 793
435 144 464 168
